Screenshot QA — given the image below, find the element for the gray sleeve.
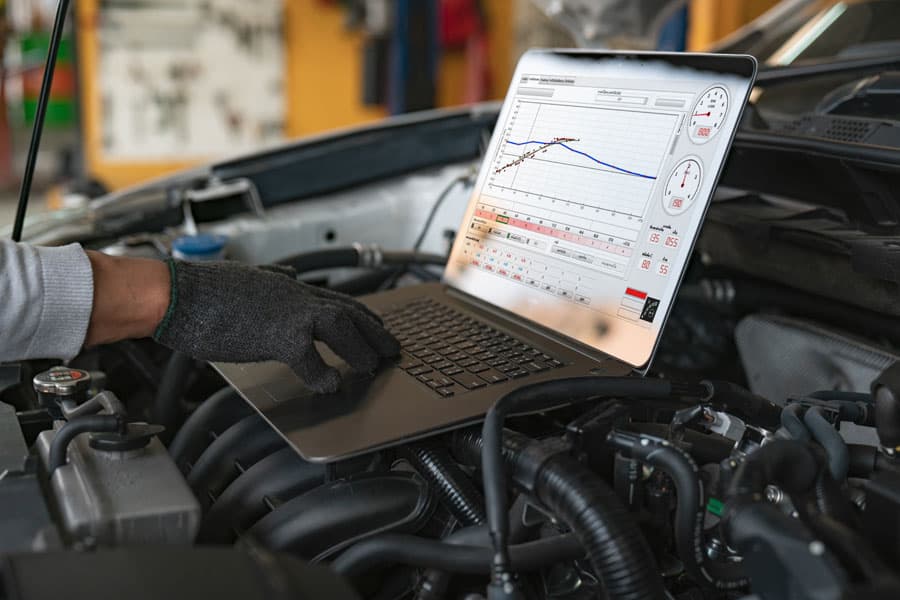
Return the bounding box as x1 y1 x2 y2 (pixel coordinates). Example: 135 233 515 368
0 241 94 361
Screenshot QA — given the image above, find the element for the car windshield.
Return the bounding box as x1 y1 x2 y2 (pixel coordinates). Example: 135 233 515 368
768 0 900 65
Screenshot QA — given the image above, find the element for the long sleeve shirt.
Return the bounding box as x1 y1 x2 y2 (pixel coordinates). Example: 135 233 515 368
0 241 94 361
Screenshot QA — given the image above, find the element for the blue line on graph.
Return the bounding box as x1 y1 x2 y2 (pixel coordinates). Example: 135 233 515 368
504 139 656 180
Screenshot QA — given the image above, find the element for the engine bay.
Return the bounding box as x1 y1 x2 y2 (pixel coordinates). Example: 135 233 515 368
3 150 900 598
4 49 900 598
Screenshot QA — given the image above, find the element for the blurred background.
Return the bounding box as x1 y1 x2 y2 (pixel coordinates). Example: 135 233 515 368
0 0 875 226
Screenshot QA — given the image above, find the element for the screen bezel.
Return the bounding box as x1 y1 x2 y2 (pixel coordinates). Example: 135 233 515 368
443 49 758 372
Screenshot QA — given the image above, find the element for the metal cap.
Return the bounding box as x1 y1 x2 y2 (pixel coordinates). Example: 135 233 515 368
33 367 92 397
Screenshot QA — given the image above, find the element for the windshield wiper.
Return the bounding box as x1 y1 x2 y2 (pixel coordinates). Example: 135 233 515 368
758 55 900 86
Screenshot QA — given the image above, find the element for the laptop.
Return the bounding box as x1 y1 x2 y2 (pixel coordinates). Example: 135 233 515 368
216 50 757 463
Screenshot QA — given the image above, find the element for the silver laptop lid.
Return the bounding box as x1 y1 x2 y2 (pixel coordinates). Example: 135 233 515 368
443 50 756 369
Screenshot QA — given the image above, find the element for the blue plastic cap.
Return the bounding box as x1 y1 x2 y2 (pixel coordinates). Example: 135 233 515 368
172 234 228 260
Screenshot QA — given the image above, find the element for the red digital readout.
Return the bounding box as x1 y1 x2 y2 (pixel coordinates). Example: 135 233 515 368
626 287 648 300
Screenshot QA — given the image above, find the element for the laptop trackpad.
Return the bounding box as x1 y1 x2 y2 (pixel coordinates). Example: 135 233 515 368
256 343 393 427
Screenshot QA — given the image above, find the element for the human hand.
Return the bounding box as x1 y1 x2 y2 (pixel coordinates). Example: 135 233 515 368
153 260 399 393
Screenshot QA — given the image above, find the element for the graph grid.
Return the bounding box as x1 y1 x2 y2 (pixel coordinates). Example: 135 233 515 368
488 100 678 221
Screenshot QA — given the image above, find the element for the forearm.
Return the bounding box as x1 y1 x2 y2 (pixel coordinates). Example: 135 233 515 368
0 241 94 361
84 251 171 347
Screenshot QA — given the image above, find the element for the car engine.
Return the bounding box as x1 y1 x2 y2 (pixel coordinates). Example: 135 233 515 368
2 221 900 599
3 38 900 596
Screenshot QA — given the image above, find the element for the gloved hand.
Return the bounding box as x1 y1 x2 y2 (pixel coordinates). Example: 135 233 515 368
153 259 400 393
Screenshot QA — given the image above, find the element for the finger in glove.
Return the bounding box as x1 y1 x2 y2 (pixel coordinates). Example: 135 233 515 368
283 331 343 395
344 308 401 358
312 308 382 373
305 284 387 324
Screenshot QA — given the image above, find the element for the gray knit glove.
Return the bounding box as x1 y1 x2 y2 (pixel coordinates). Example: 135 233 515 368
153 259 399 393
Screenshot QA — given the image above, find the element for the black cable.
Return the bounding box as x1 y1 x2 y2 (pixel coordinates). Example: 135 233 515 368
48 414 124 473
480 376 706 594
412 175 472 252
11 0 71 241
332 533 581 578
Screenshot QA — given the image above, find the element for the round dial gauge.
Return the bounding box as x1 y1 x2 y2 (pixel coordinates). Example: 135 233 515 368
689 86 729 144
662 158 703 216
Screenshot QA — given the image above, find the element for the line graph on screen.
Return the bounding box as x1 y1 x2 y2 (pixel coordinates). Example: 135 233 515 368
487 100 678 220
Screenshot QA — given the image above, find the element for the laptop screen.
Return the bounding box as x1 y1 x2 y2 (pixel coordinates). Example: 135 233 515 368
444 51 756 369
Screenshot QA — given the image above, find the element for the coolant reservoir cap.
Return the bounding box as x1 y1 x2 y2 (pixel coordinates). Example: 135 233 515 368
172 234 227 261
33 367 91 397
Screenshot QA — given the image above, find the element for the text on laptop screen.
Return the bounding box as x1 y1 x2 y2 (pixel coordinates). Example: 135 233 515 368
444 51 755 368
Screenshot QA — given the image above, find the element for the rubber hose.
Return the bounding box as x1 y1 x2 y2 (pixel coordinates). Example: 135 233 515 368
332 533 582 578
481 376 693 576
48 414 124 473
804 407 850 481
535 455 667 600
453 428 667 600
381 251 446 267
198 447 326 544
726 446 885 585
703 380 782 431
606 430 747 590
780 404 811 442
277 247 360 273
154 351 195 444
730 440 858 532
187 415 285 509
728 440 821 498
416 497 535 600
277 247 447 275
808 391 873 404
407 445 486 526
330 268 401 295
416 525 495 600
169 387 253 473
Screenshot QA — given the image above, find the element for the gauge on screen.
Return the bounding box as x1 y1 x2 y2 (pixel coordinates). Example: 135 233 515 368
689 86 729 144
662 157 703 216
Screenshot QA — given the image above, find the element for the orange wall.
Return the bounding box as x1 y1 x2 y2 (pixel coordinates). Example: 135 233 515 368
79 0 514 190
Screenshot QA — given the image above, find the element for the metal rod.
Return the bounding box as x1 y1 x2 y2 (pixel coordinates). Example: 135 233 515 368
11 0 72 241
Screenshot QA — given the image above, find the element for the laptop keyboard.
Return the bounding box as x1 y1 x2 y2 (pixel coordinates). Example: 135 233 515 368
382 298 564 397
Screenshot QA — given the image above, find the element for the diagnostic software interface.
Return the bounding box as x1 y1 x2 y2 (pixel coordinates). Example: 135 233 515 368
444 51 755 367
